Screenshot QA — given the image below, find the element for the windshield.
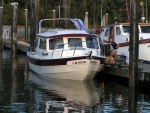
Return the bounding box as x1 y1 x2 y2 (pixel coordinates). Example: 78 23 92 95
123 26 130 33
86 37 99 49
140 26 150 33
123 26 141 33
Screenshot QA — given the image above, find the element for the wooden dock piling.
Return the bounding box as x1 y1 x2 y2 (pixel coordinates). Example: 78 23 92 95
25 9 28 41
11 2 18 58
2 3 30 54
10 45 18 102
129 0 139 87
63 0 70 28
0 0 3 6
30 0 39 48
0 7 3 47
0 7 3 76
84 12 88 30
30 0 36 48
129 0 139 112
105 13 108 26
52 10 56 28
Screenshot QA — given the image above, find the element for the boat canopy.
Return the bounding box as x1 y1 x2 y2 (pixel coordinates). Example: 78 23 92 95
70 19 86 31
38 18 86 34
37 32 98 39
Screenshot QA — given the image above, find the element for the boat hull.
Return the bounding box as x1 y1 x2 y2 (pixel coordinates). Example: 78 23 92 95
27 56 105 81
117 40 150 62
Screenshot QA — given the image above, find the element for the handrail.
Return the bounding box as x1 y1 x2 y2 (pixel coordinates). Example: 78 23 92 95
73 42 77 56
50 41 105 58
61 45 64 57
2 26 10 39
28 41 106 58
51 48 55 58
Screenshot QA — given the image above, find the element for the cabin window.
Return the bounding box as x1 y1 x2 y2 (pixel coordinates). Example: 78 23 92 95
35 38 39 47
49 38 64 50
105 29 109 36
141 26 150 33
68 38 82 47
39 38 46 50
123 26 130 33
49 39 54 50
116 27 121 35
110 27 113 36
86 37 99 49
123 26 140 33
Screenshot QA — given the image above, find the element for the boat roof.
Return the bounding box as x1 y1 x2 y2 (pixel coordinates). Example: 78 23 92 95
102 23 150 28
37 29 98 39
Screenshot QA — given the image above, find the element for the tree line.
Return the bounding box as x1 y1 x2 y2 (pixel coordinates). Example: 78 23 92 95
1 0 150 29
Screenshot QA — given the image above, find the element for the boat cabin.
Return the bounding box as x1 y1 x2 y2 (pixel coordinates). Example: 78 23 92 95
35 30 101 58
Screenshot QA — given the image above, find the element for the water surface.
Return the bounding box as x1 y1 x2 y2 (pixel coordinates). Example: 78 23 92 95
0 49 150 113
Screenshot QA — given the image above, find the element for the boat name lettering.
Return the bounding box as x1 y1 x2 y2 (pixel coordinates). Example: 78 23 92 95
72 61 86 64
90 61 97 64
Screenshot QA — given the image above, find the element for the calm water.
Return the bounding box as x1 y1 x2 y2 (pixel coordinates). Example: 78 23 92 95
0 49 150 113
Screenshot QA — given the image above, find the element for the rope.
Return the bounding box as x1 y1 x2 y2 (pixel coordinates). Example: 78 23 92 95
105 48 112 55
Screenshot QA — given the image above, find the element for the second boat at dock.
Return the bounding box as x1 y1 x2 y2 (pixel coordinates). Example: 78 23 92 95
99 23 150 63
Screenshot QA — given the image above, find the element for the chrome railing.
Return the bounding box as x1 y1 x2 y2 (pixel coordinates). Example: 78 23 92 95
50 41 101 57
28 41 107 58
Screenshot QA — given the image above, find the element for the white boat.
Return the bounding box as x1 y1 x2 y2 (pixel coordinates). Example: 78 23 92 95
99 22 150 63
27 18 106 81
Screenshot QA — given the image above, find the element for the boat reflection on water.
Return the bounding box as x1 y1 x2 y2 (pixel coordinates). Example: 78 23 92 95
27 70 103 112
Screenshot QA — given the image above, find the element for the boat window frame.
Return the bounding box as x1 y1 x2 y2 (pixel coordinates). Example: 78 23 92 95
116 26 121 35
39 38 47 50
140 26 150 33
36 37 39 48
110 27 114 37
68 38 82 48
86 37 99 49
105 28 109 36
49 38 64 50
122 26 130 33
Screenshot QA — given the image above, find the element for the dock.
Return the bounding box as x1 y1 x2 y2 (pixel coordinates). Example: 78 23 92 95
103 61 150 89
2 39 30 54
2 25 30 54
104 62 150 81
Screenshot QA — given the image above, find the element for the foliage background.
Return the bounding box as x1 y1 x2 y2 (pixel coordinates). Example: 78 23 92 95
1 0 150 29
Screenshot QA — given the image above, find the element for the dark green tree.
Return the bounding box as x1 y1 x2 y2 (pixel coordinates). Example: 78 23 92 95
2 0 150 28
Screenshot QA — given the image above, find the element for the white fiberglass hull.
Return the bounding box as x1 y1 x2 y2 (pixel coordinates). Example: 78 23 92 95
117 42 150 62
28 59 104 81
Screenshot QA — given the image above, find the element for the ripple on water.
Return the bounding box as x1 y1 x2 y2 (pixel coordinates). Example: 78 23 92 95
0 49 150 112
